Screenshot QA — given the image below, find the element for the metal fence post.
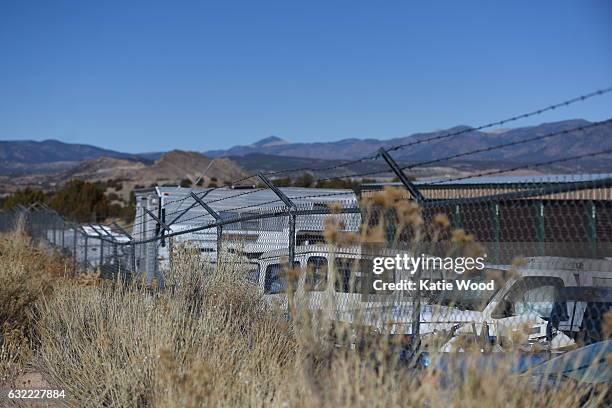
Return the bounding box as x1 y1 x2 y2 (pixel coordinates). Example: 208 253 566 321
257 173 297 266
168 236 173 270
288 212 296 268
83 232 88 271
535 200 545 256
189 192 223 266
73 226 78 275
586 200 597 257
378 148 425 204
113 242 118 279
98 224 122 279
453 204 461 228
217 226 223 261
112 222 134 282
99 234 104 273
492 202 500 263
144 206 170 285
52 218 57 246
132 242 137 276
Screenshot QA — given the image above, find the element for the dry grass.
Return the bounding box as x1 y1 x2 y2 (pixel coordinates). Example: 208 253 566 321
1 192 610 407
0 218 70 383
31 255 597 408
29 250 607 407
34 250 296 407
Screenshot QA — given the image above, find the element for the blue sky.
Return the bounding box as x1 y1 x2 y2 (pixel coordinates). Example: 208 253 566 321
0 1 610 153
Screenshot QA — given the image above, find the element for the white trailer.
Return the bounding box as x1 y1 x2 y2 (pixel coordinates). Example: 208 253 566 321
131 186 360 281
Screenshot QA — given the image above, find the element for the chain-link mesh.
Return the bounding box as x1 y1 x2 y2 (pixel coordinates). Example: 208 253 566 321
1 175 610 358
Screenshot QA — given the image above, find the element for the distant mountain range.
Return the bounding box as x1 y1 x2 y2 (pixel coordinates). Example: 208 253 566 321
0 139 141 175
204 119 612 167
1 119 610 190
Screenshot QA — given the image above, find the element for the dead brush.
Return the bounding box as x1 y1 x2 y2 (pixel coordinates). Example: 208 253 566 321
0 220 70 383
278 190 608 407
34 246 297 407
12 187 610 407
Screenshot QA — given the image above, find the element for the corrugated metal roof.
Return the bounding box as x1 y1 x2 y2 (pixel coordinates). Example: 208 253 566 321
363 173 612 188
83 225 131 243
136 187 357 229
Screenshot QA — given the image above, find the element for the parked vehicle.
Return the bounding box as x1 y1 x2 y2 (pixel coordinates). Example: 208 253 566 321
249 245 506 335
441 257 612 351
251 244 394 323
526 339 612 385
418 340 611 388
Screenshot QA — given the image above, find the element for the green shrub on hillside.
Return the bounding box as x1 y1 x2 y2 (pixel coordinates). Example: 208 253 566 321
2 188 48 210
3 180 135 223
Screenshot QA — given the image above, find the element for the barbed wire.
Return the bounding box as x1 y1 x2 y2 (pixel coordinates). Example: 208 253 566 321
123 86 612 232
128 186 361 232
119 123 612 234
17 149 612 247
15 86 612 246
157 173 261 208
261 155 381 178
179 148 612 226
256 86 612 178
401 118 612 171
425 148 612 186
163 190 359 227
121 187 269 232
287 190 357 201
137 190 359 235
312 119 612 183
385 86 612 153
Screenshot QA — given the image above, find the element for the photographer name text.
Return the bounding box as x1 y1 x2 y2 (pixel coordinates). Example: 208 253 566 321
372 278 495 292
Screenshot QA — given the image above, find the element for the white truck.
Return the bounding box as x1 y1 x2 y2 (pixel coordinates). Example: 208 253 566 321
441 257 612 351
249 245 502 334
249 250 612 351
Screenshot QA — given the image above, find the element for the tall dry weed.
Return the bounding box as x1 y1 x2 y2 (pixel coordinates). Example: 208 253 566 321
0 219 70 382
13 188 610 407
34 246 296 407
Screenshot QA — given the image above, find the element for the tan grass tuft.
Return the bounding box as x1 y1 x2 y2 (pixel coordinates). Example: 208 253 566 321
603 310 612 339
433 213 451 230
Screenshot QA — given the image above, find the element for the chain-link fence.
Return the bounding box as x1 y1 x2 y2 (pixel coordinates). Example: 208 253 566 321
0 203 135 282
2 88 612 361
1 173 610 359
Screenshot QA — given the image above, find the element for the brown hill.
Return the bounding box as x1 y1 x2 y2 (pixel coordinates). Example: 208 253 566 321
60 150 247 186
0 151 248 196
62 157 149 182
137 150 248 185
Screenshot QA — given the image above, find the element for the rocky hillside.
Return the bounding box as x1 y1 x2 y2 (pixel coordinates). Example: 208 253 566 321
61 150 247 186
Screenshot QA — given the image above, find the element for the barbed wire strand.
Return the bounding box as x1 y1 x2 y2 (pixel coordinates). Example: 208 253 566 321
313 119 612 183
262 86 612 177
